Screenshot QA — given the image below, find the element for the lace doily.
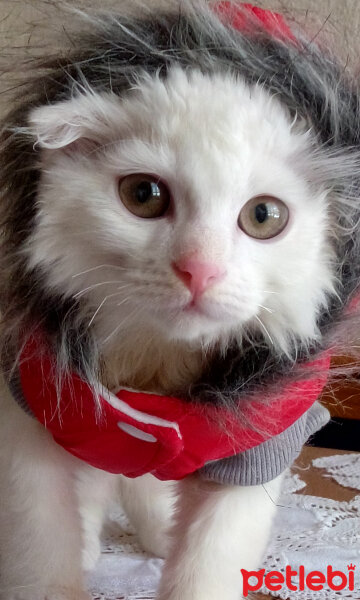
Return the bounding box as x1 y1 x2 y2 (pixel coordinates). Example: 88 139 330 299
88 454 360 600
89 506 159 600
312 453 360 491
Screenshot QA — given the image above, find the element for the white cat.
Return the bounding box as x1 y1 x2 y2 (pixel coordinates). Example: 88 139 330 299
0 2 359 600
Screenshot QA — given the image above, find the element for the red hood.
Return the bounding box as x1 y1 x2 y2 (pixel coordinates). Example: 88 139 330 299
213 2 295 41
19 335 330 480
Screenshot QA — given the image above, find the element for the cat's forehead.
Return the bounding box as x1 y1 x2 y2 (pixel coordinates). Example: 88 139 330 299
122 68 302 156
31 67 309 171
95 69 311 202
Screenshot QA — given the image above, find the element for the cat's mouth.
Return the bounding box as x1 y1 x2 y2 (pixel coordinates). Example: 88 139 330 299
184 298 204 314
180 295 237 323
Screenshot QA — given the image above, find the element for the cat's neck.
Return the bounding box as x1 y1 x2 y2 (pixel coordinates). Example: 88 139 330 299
100 326 207 396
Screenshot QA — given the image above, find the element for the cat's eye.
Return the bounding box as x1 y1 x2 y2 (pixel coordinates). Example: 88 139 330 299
238 196 289 240
118 174 170 219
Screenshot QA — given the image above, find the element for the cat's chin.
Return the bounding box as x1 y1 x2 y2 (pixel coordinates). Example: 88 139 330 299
151 307 238 345
148 295 255 344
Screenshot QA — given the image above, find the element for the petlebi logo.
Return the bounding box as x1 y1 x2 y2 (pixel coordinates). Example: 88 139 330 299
241 564 356 597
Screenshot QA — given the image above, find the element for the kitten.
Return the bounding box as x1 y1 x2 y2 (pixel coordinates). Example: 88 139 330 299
0 2 359 600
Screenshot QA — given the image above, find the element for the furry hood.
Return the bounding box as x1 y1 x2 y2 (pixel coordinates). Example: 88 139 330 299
1 1 360 409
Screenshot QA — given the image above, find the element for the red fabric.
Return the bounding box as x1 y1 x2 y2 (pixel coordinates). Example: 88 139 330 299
214 2 295 41
19 335 330 480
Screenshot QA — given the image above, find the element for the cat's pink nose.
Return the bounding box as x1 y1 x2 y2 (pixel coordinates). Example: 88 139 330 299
172 256 226 297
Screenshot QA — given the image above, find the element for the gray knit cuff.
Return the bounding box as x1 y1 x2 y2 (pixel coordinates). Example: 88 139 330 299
199 402 330 486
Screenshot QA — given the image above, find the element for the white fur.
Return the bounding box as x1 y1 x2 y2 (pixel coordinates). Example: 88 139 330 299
118 473 175 558
0 371 282 600
157 474 283 600
26 69 334 367
0 376 89 600
0 68 335 599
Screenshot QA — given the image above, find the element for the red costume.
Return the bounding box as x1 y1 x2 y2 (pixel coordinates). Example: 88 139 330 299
12 4 331 483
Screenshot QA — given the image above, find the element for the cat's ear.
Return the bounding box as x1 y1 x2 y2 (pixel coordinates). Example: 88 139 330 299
28 92 121 150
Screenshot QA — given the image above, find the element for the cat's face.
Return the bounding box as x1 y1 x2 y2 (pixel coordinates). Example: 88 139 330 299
26 68 334 352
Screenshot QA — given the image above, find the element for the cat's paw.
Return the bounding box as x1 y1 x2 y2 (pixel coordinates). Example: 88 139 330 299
138 526 169 558
82 535 101 572
135 503 172 558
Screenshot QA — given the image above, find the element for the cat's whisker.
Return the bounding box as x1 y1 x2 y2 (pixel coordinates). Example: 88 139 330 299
72 264 127 278
254 315 274 345
88 296 109 328
257 304 274 314
101 303 144 345
101 321 124 347
87 291 125 328
74 280 128 298
116 296 132 307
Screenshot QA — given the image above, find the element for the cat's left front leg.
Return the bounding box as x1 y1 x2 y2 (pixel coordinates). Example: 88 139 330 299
157 473 283 600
